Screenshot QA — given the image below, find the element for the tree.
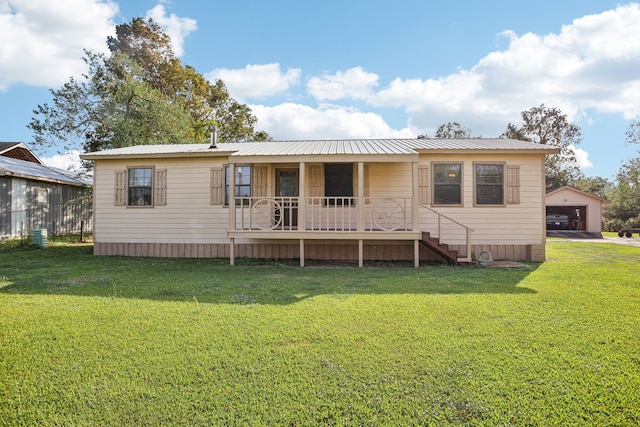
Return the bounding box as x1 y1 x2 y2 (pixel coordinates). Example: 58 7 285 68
503 104 584 190
625 114 640 146
603 158 640 230
573 176 613 200
29 18 269 154
418 122 473 139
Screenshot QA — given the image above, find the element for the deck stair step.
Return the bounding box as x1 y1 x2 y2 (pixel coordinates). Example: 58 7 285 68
419 231 459 265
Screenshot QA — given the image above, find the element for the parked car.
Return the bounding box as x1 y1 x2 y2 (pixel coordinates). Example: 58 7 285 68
546 214 569 229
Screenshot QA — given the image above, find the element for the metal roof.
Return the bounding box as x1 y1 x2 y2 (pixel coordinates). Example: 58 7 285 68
81 138 559 160
0 156 92 186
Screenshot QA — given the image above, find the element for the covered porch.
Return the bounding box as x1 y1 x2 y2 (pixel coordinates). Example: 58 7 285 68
226 159 421 267
225 160 472 267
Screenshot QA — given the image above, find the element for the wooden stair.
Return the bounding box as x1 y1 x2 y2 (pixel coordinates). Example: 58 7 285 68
419 231 459 265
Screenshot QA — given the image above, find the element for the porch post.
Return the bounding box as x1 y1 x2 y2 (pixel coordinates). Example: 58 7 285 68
228 163 236 230
300 239 305 267
412 162 419 232
299 162 306 231
357 161 364 232
414 239 420 268
358 239 364 268
228 163 236 266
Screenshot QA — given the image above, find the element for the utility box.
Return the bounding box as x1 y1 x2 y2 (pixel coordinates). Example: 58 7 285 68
33 229 48 248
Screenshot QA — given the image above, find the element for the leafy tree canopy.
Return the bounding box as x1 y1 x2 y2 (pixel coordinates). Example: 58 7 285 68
29 17 269 154
418 122 474 139
625 113 640 147
503 104 584 190
604 158 640 224
573 176 613 200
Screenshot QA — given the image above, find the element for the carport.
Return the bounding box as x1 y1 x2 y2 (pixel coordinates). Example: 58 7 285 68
545 186 607 234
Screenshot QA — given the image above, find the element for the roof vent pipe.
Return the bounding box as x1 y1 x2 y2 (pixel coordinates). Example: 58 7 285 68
209 126 218 149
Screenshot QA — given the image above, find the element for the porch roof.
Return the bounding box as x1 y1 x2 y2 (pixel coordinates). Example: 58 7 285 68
80 138 559 161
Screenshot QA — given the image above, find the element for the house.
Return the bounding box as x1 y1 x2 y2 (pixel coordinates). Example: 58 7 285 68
545 186 607 235
0 142 92 239
80 138 558 267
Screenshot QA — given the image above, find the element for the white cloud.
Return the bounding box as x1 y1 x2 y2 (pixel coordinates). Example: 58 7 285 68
42 150 84 171
0 0 118 90
366 3 640 135
571 145 594 170
145 4 196 57
207 63 301 101
200 4 640 146
307 67 379 101
250 103 414 140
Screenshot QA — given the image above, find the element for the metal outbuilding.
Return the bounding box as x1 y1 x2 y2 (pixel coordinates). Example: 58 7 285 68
0 143 92 239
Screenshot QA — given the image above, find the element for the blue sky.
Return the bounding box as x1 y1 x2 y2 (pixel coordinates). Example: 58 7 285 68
1 0 639 180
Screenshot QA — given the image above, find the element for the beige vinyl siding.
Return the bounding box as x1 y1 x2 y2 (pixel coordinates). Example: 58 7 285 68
417 153 546 246
366 163 412 198
93 157 230 244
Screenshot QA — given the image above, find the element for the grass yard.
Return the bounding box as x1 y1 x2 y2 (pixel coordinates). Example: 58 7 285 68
0 238 639 426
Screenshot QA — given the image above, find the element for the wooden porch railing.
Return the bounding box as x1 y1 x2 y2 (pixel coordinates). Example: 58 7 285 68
419 203 474 262
234 197 412 232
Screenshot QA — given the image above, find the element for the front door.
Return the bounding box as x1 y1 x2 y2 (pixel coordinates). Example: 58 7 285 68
276 169 298 228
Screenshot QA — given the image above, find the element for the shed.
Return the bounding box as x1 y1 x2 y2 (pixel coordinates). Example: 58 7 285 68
1 143 92 239
545 186 607 234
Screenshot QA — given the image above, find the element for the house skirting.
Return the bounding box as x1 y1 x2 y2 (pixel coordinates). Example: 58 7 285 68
93 241 544 263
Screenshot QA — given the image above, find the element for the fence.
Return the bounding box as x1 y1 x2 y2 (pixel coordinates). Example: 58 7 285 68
0 196 93 241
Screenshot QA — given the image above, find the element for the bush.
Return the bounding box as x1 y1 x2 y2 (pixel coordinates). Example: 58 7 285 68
604 218 625 232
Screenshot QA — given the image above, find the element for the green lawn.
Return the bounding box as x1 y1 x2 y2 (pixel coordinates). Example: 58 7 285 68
0 239 638 426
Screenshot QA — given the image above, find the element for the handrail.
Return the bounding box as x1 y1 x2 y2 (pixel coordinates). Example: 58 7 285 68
419 203 474 262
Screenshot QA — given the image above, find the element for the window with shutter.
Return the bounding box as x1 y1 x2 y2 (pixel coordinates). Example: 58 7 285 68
210 168 223 205
127 167 153 206
506 165 520 204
